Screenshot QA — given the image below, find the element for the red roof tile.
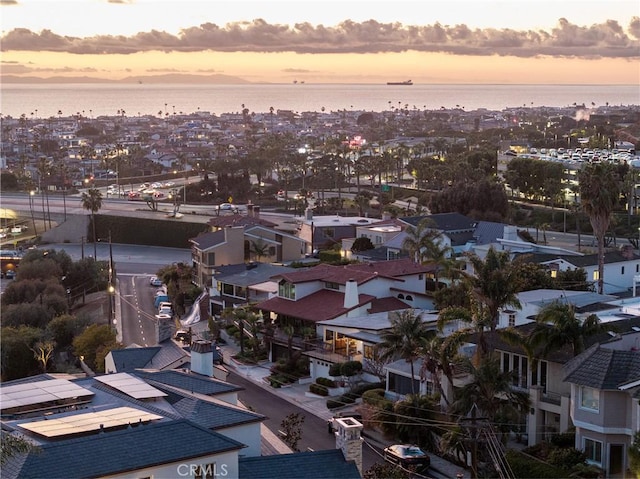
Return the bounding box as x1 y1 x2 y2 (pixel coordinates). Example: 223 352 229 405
368 296 411 313
257 290 375 322
272 259 432 285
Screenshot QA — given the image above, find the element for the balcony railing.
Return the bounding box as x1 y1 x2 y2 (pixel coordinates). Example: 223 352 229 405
540 390 563 406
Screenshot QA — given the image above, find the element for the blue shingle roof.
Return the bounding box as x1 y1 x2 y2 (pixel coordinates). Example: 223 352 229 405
238 449 361 479
4 419 244 479
563 344 640 389
109 347 161 371
134 369 242 396
157 383 265 430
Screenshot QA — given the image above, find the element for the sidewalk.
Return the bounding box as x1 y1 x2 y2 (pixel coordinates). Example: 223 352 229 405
217 334 470 479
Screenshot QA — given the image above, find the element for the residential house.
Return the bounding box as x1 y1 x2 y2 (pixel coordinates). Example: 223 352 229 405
191 226 245 287
256 259 435 363
563 335 640 477
190 206 306 289
296 209 377 255
105 339 190 374
314 309 444 383
517 247 640 295
497 289 618 329
210 262 295 314
1 367 362 479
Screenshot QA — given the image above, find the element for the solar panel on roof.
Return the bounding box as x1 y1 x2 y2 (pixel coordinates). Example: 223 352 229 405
0 378 94 412
95 372 167 399
18 407 163 438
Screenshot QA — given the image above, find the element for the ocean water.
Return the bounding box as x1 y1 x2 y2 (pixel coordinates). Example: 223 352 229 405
1 83 638 119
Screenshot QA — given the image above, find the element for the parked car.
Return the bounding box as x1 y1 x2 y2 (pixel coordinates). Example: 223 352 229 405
327 412 363 433
383 444 430 470
5 269 16 279
149 276 163 286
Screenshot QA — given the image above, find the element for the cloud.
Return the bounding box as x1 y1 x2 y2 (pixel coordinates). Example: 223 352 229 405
145 68 185 72
1 18 638 58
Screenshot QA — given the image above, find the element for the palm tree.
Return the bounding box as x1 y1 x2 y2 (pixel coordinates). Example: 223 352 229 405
530 301 612 357
249 239 271 262
451 356 529 440
81 187 103 258
578 162 621 294
464 247 521 331
402 218 441 263
378 309 436 396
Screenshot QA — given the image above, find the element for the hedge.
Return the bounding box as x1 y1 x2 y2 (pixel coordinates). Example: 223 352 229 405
309 383 329 396
505 450 565 479
316 377 337 388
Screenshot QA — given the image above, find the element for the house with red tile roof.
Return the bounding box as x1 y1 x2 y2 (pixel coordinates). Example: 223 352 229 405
255 258 435 365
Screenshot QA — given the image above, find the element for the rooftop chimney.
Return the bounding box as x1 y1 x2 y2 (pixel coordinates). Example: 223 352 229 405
190 340 214 377
334 417 363 475
344 279 359 310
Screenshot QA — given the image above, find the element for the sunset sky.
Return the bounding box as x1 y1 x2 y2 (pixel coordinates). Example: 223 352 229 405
1 0 639 84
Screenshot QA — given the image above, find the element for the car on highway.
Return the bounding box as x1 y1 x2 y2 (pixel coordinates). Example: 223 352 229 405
217 203 236 211
383 444 430 470
128 191 141 200
151 182 164 189
149 276 163 286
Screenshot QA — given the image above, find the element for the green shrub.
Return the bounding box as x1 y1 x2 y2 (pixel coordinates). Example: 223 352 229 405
309 383 329 396
340 360 362 377
362 388 386 406
351 381 385 396
547 448 586 470
316 377 337 388
550 431 576 449
318 249 341 263
326 398 344 409
329 362 343 376
506 450 565 479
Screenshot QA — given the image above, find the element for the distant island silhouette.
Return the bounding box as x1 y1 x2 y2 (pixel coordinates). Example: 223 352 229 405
0 73 252 84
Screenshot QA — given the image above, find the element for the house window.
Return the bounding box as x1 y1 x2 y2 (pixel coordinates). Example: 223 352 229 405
269 246 276 256
222 283 234 295
508 313 516 327
325 329 334 341
388 372 420 396
405 295 413 301
637 264 639 273
621 266 625 275
324 227 335 238
363 344 374 359
418 274 423 280
206 252 216 265
325 281 340 290
278 281 296 300
375 235 382 244
583 438 602 464
550 270 557 278
592 270 599 281
580 386 600 411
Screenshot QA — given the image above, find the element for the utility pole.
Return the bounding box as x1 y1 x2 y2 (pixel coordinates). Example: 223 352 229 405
107 230 114 331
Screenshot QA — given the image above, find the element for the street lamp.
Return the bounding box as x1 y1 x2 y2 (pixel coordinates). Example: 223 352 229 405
29 190 38 236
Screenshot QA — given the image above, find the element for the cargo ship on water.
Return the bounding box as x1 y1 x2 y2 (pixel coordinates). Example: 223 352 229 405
386 80 413 85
